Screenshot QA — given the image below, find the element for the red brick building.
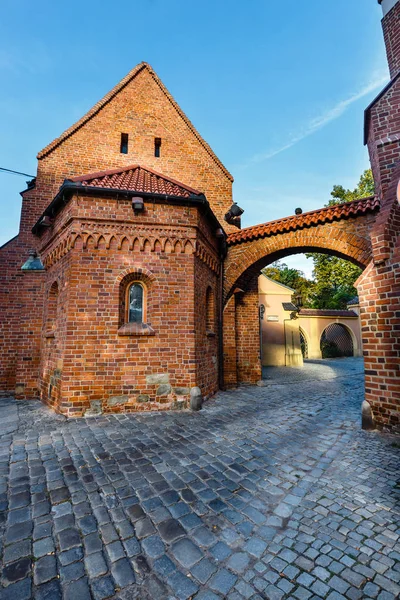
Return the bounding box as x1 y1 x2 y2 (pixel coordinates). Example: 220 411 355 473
0 63 234 416
0 0 399 427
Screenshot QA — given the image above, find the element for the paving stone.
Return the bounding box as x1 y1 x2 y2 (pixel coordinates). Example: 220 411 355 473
0 577 32 600
135 517 156 539
192 557 217 584
111 558 136 587
210 541 232 561
105 540 125 562
374 574 400 596
122 536 141 557
209 568 237 595
167 570 199 599
141 534 165 558
264 584 285 600
171 537 203 568
84 552 108 579
235 579 256 598
2 556 31 585
194 591 220 600
3 539 31 564
63 577 92 600
58 528 81 551
341 568 366 588
33 555 57 585
58 546 84 566
60 560 85 583
77 515 97 535
90 575 115 600
227 552 251 573
158 517 186 542
33 536 54 558
34 579 62 600
243 537 267 558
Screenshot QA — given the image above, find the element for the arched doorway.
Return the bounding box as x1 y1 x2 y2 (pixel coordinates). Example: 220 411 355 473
299 327 308 359
320 323 354 358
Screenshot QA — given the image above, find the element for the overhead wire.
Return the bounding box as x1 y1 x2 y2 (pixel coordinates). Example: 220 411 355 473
0 167 35 178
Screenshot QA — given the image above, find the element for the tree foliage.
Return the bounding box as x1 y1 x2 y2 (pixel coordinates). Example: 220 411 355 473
263 170 375 309
262 261 314 306
306 169 374 309
327 169 375 206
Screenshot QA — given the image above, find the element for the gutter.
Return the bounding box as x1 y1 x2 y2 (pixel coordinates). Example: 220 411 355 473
32 180 224 235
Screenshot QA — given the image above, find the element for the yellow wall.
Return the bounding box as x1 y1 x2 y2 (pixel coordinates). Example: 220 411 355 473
258 275 363 366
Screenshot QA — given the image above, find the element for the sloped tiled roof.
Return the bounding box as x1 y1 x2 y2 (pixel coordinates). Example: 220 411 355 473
37 62 233 182
69 165 203 199
227 196 380 245
298 309 358 318
282 302 298 312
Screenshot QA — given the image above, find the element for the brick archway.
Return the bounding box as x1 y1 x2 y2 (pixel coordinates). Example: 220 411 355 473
224 198 378 302
221 197 380 394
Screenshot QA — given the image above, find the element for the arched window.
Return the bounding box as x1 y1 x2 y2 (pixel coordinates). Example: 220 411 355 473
126 282 146 324
206 286 215 334
118 270 155 336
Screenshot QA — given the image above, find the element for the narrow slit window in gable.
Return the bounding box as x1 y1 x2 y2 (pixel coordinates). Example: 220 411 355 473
154 137 161 158
120 133 129 154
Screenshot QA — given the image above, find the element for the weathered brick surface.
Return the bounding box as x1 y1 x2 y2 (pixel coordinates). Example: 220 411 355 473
381 0 400 79
0 64 229 408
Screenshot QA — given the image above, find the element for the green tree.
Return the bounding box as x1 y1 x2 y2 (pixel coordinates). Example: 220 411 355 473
262 261 314 306
306 168 374 309
327 168 374 205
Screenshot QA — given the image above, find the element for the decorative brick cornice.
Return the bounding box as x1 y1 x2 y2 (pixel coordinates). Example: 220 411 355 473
42 227 219 273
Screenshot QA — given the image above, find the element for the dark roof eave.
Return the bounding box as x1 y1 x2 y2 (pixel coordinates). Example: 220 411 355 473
32 181 225 236
363 71 399 145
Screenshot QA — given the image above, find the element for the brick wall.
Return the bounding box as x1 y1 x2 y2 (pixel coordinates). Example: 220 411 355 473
357 252 400 430
0 63 232 399
223 295 238 388
34 192 220 415
381 0 400 79
234 275 262 385
0 237 23 392
366 77 400 199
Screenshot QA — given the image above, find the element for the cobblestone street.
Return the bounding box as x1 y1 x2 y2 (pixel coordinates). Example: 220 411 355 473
0 358 399 600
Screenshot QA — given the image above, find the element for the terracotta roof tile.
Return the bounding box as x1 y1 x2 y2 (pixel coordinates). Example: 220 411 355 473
227 196 380 245
299 309 358 318
69 164 203 199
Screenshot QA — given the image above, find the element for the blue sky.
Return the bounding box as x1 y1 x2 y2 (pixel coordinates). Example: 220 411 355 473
0 0 388 277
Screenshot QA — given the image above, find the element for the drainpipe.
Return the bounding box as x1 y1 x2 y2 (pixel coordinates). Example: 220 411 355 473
283 311 298 366
218 238 227 390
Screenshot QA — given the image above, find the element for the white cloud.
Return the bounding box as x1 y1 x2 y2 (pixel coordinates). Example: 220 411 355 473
247 73 389 164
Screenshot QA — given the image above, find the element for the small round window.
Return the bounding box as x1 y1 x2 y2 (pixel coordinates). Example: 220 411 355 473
128 283 144 323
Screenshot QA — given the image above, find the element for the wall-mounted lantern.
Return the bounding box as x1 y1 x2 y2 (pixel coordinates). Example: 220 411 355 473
132 197 144 212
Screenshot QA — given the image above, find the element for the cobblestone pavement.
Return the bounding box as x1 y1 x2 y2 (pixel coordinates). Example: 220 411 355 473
1 358 399 600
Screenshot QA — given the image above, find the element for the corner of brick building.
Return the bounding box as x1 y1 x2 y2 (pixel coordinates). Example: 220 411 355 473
0 63 233 411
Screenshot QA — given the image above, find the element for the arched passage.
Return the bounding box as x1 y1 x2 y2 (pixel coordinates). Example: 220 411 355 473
224 219 374 302
222 200 377 388
320 323 354 358
299 327 308 359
